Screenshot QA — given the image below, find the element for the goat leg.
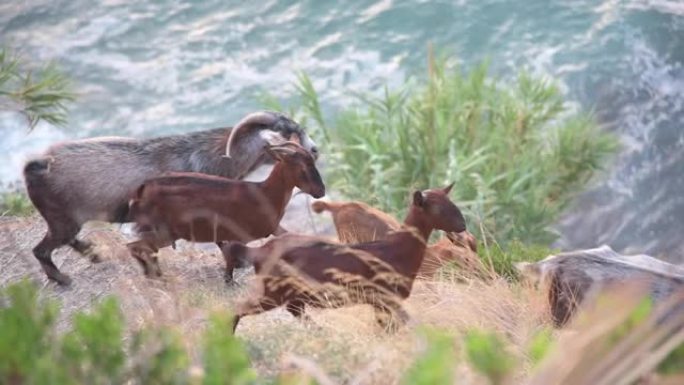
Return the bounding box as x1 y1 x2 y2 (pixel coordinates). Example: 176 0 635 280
33 230 74 286
126 240 162 278
373 302 409 333
285 300 313 323
223 248 236 285
273 225 288 236
232 297 280 334
69 238 101 263
149 255 163 278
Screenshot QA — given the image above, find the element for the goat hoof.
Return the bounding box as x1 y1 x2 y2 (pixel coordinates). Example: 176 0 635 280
148 265 163 279
224 269 236 286
88 252 102 263
50 272 73 286
41 263 72 286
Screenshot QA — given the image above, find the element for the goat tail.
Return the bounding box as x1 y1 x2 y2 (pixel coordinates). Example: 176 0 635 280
23 156 53 183
311 200 332 214
23 157 55 209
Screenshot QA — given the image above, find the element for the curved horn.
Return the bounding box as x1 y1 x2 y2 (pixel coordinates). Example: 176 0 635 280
225 111 281 158
443 182 455 194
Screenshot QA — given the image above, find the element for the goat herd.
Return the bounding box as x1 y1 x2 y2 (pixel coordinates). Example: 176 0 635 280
23 111 481 332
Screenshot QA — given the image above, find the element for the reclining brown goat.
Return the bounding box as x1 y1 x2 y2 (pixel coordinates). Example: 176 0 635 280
126 142 325 281
311 199 482 278
227 184 466 333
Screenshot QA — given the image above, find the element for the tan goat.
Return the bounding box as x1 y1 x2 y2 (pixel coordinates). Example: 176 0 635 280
311 199 483 278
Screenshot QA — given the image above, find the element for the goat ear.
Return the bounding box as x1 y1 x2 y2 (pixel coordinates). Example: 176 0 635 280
264 145 284 161
225 111 281 158
443 182 454 194
412 190 426 207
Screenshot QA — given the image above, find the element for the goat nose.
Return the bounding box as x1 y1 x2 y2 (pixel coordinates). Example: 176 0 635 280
311 146 319 158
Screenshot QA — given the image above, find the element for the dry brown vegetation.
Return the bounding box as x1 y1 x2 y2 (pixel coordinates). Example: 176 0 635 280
0 195 558 384
4 192 682 384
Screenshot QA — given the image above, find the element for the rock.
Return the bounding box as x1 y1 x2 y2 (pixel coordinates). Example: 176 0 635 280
516 245 684 327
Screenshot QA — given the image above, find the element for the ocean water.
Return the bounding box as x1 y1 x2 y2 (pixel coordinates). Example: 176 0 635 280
1 0 683 261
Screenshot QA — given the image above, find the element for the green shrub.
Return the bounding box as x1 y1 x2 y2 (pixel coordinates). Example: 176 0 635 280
0 47 74 129
0 280 58 384
0 282 255 385
1 281 682 384
527 328 555 367
263 58 618 247
0 190 34 217
402 329 456 385
658 343 684 375
479 240 556 280
463 329 515 385
202 312 257 385
60 298 126 384
129 329 190 385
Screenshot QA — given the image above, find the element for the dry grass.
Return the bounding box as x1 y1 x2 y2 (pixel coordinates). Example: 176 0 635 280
6 210 681 384
0 203 554 384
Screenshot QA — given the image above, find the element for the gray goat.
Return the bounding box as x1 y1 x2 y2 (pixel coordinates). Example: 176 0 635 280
23 111 318 285
516 245 684 327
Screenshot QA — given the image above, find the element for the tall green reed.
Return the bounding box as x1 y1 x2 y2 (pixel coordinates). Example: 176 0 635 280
263 57 618 247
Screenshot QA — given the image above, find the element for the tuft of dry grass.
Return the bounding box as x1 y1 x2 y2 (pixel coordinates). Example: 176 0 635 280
1 213 555 384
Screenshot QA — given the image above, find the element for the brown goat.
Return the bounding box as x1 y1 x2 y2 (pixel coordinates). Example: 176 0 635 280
227 184 466 333
311 199 481 278
126 142 325 281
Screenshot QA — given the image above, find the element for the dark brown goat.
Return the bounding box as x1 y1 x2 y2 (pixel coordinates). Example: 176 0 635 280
311 199 481 278
126 142 325 281
227 184 466 333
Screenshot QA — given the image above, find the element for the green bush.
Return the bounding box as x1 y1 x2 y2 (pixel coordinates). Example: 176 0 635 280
0 282 252 385
1 281 682 384
60 298 126 384
202 312 256 385
527 328 554 367
0 189 34 217
263 58 618 247
402 329 456 385
129 329 190 385
0 281 58 384
659 343 684 375
0 47 74 129
463 329 515 385
479 239 556 280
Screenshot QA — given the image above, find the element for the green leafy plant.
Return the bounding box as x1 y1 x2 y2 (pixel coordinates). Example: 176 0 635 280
0 282 258 385
0 47 74 129
130 328 190 385
527 328 555 367
60 298 126 385
203 312 257 385
464 329 515 385
658 342 684 375
0 187 34 217
479 240 556 280
402 329 456 385
0 280 58 384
